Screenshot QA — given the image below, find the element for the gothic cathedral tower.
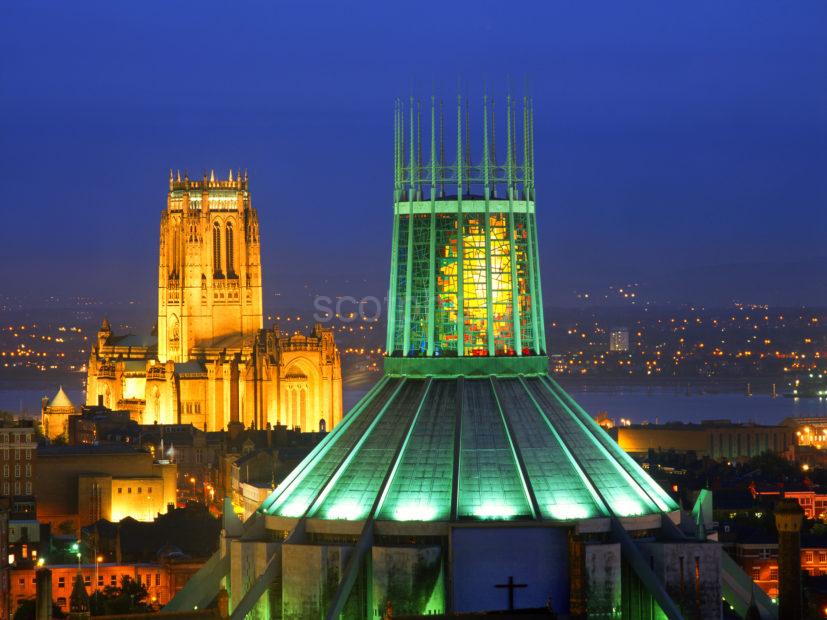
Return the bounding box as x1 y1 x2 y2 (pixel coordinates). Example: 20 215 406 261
157 170 263 363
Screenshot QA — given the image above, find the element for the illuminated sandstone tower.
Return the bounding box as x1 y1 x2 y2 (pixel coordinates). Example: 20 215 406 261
85 171 342 433
157 170 263 363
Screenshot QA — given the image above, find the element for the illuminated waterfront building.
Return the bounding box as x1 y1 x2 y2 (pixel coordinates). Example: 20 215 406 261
85 172 342 433
165 95 766 619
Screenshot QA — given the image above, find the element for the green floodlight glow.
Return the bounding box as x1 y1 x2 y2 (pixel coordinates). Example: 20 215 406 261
392 502 437 522
474 502 517 520
279 500 308 519
326 500 366 521
70 542 79 553
548 502 590 521
612 498 643 517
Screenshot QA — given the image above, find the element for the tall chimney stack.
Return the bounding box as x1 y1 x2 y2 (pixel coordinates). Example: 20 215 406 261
775 498 804 620
35 568 52 620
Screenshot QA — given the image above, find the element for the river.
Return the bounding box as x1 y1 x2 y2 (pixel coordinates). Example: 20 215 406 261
5 372 826 426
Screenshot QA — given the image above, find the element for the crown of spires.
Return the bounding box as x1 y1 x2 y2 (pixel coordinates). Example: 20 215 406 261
169 168 248 191
393 88 535 203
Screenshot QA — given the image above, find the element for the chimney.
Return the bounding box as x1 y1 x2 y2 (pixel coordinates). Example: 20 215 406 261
35 568 52 620
775 498 804 620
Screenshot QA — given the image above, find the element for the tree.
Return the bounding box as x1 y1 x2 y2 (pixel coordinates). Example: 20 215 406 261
12 599 67 620
89 575 152 616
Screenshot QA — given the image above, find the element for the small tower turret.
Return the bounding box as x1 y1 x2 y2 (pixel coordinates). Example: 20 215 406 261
97 318 111 350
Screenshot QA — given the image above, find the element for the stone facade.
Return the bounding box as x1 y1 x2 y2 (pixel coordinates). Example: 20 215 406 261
35 446 177 532
85 172 342 433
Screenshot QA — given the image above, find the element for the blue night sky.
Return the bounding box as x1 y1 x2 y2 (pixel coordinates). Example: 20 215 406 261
1 1 825 308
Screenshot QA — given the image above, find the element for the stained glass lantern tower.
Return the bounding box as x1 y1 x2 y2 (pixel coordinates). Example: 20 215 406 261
386 95 546 374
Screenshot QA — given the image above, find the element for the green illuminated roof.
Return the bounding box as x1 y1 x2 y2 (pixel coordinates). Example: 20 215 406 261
260 373 678 524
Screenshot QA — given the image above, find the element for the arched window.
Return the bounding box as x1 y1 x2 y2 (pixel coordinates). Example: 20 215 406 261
170 229 179 277
213 222 222 276
225 222 234 276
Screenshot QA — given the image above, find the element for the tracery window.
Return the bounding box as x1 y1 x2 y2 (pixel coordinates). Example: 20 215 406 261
213 222 222 277
225 221 235 276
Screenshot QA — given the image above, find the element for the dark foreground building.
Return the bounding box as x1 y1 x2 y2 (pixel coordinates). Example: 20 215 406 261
163 96 773 619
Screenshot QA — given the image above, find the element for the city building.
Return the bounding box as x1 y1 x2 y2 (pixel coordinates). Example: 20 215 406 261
0 499 9 620
10 561 203 613
35 445 177 532
136 423 224 497
81 503 220 565
0 422 36 497
85 172 342 433
609 327 629 352
165 95 748 619
609 419 795 461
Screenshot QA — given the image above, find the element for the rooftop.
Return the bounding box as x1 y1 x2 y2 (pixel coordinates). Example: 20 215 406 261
261 375 678 524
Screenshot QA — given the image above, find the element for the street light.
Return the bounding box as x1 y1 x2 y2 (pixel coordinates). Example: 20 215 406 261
71 541 81 571
95 555 103 593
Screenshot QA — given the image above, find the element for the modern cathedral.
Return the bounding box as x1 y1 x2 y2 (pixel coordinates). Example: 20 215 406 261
161 96 774 620
81 171 342 434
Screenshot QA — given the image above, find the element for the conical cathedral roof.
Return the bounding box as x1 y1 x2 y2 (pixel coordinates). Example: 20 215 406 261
48 385 74 409
262 375 677 523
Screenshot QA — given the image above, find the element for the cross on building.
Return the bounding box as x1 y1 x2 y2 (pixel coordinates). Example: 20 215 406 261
494 575 528 611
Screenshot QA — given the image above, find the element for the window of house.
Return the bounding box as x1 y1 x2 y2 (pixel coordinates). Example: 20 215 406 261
24 464 30 477
57 597 66 607
14 481 20 495
25 434 30 443
84 575 90 586
98 575 103 587
117 488 122 494
58 577 65 588
25 450 30 460
137 488 142 494
15 449 20 460
18 578 24 586
770 567 779 580
127 487 132 494
806 551 814 563
155 573 160 586
148 487 152 494
14 464 19 478
24 482 31 495
3 483 9 495
110 575 117 586
3 465 8 478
